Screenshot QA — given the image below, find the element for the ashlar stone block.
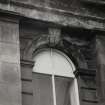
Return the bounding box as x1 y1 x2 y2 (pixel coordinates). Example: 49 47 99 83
0 42 20 63
0 83 21 105
0 62 21 84
0 21 19 44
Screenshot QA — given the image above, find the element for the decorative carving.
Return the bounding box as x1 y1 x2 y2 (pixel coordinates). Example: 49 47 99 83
20 29 88 69
48 28 61 46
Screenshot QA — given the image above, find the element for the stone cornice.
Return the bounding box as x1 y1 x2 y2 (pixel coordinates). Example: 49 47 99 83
0 1 105 31
0 9 21 23
9 1 105 21
81 0 105 5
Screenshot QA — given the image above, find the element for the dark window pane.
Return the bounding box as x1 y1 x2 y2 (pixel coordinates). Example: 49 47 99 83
55 76 71 105
32 73 53 105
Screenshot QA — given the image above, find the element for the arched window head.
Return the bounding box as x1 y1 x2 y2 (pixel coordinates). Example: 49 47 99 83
33 49 75 77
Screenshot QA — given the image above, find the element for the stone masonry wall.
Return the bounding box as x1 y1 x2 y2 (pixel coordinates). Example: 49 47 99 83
0 17 21 105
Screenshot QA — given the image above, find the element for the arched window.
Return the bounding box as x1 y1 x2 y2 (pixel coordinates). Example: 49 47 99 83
32 49 80 105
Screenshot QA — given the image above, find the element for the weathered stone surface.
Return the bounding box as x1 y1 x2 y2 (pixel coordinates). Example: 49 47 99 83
22 81 33 93
96 35 105 104
82 102 97 105
48 28 61 45
80 76 96 88
0 2 105 30
81 0 105 6
0 20 19 44
12 0 29 3
0 83 21 105
0 62 20 84
22 94 33 105
21 66 32 80
0 42 20 63
81 89 97 101
6 0 105 18
0 19 21 105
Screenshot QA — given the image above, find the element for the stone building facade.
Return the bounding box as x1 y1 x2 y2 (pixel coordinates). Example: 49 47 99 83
0 0 105 105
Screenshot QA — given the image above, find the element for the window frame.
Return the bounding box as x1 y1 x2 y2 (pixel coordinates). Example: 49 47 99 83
32 49 80 105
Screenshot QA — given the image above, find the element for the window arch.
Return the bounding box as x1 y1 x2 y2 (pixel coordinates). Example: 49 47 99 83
32 49 80 105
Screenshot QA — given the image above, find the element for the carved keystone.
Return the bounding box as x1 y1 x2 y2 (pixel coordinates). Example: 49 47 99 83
48 28 61 46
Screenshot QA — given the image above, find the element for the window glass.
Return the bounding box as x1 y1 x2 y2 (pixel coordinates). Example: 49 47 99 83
32 73 53 105
33 50 75 77
55 76 72 105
